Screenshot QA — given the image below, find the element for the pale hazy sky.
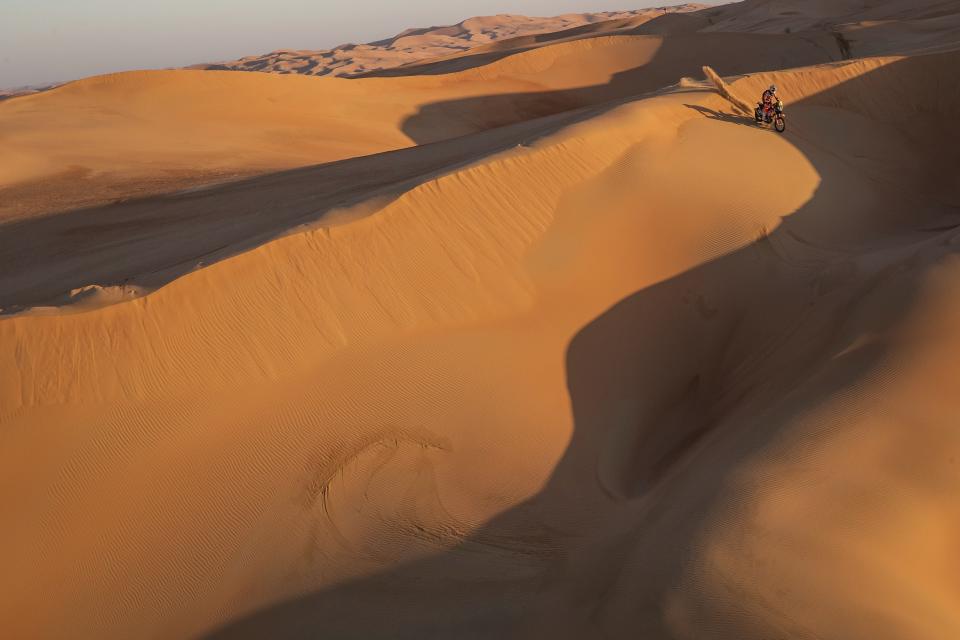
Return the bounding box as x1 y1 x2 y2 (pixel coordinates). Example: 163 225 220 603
1 1 679 87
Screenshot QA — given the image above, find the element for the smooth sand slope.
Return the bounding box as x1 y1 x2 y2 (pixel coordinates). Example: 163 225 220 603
0 69 446 220
3 43 960 639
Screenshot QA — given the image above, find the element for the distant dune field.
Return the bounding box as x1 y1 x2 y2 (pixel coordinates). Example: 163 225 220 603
188 5 710 77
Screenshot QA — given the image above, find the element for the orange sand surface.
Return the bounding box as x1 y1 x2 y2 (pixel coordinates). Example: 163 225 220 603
2 2 960 638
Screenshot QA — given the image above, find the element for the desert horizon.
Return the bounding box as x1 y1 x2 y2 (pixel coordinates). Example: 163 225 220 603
3 1 960 638
1 4 710 97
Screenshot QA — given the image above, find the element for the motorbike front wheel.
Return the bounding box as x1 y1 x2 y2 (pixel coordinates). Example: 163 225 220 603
774 116 786 133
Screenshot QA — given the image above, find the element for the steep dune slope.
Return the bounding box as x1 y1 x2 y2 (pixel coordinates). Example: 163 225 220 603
0 109 580 311
696 0 960 56
2 47 959 639
8 0 958 221
0 28 838 221
700 0 958 32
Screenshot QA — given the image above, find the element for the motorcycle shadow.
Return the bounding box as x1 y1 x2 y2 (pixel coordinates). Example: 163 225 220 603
683 104 768 129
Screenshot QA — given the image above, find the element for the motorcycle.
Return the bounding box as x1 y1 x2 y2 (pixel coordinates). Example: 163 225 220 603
755 99 786 133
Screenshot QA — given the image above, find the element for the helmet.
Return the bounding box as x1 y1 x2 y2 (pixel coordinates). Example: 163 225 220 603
769 84 777 93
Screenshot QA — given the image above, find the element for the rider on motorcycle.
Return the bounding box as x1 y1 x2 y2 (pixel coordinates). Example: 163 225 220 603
761 84 780 118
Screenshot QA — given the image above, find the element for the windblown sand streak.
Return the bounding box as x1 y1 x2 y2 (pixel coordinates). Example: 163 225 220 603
702 64 753 113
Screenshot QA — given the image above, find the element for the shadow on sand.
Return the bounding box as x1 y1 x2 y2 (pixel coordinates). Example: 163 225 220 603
0 31 836 314
202 54 960 640
683 103 759 128
0 106 598 313
398 31 836 144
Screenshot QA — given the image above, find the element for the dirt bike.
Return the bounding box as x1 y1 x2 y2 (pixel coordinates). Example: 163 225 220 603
755 99 786 133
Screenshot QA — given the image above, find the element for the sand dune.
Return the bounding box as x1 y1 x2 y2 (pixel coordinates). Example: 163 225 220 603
3 1 960 639
0 29 837 220
0 0 960 221
6 0 957 219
